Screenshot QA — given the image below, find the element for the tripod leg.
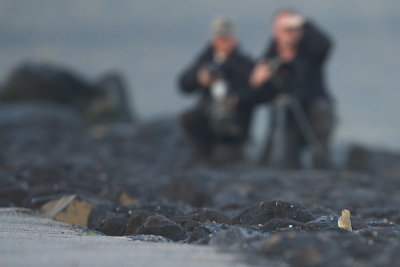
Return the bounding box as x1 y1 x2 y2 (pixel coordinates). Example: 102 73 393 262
289 100 323 157
308 99 335 168
269 101 287 168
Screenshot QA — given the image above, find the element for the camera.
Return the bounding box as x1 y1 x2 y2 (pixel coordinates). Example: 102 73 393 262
206 62 225 79
205 62 241 137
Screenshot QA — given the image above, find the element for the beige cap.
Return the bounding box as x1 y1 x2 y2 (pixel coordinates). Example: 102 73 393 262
211 17 235 36
279 14 305 29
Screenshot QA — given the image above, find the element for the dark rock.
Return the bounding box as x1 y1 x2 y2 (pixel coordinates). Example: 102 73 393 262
95 213 128 236
346 145 370 171
306 215 339 230
157 176 212 208
0 183 28 206
256 232 344 266
358 227 400 243
40 194 111 226
169 217 200 231
125 210 153 235
365 219 399 228
188 226 213 244
260 218 311 232
188 223 229 244
136 215 188 242
346 144 400 176
187 208 228 223
0 63 134 123
133 204 188 217
87 204 113 230
351 218 368 230
362 208 400 224
227 200 314 226
208 226 263 247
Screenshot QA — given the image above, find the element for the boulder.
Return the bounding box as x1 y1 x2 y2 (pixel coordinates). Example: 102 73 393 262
227 200 314 226
188 223 229 244
95 213 128 236
125 210 153 235
187 208 228 223
157 176 212 208
87 204 113 230
132 204 189 217
260 218 311 232
41 194 101 226
346 144 400 176
0 183 28 207
0 63 134 123
136 215 188 242
208 226 263 247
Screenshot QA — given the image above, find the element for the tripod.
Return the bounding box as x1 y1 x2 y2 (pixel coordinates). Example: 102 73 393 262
268 94 324 168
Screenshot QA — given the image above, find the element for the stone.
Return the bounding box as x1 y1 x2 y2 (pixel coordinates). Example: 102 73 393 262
338 209 352 231
0 63 134 123
306 215 339 230
125 210 153 235
136 215 188 242
87 204 113 230
256 232 342 266
41 195 95 226
157 176 212 208
188 223 229 244
227 200 314 226
169 217 200 231
0 183 28 206
188 226 213 244
133 204 189 217
95 213 128 236
119 192 140 206
346 144 400 176
187 208 228 223
208 226 262 247
260 218 311 232
361 207 400 224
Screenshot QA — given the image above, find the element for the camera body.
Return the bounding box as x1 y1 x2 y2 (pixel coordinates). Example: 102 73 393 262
206 61 225 80
268 57 298 95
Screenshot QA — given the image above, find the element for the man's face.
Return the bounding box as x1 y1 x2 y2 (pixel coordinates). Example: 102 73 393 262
273 14 303 48
212 35 237 57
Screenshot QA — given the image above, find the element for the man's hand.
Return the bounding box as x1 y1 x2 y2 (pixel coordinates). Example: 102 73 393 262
250 61 271 89
197 68 212 87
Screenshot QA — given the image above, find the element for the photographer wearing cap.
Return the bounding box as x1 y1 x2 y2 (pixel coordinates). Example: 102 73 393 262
250 9 336 168
178 17 255 162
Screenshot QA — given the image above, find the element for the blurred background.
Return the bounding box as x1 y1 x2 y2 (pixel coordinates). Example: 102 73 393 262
1 0 399 150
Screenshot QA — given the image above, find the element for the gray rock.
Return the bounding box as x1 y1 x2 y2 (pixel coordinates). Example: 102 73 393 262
136 215 188 242
227 200 314 226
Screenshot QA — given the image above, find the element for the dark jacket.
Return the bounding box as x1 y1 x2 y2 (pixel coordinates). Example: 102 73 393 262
178 45 255 140
179 45 254 100
261 20 333 106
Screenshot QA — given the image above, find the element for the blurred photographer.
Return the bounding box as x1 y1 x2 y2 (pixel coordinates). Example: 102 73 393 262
178 17 255 162
250 9 335 168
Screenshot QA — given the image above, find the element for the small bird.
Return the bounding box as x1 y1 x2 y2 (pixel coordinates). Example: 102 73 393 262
338 209 352 231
